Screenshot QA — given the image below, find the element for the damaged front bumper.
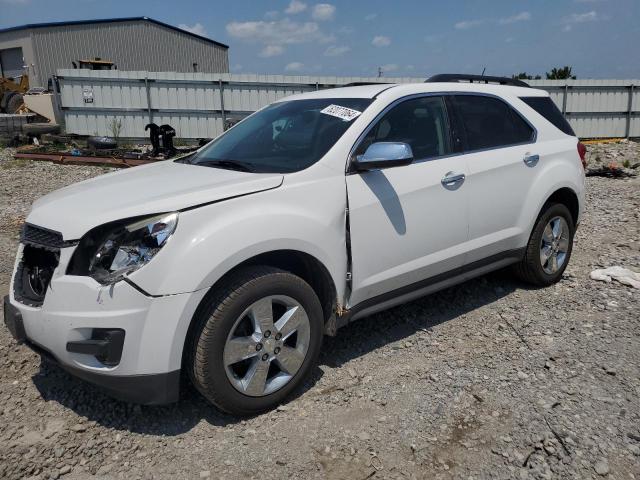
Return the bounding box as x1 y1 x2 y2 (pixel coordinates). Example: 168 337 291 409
6 243 207 404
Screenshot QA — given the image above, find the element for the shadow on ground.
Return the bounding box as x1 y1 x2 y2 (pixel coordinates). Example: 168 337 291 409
30 268 522 436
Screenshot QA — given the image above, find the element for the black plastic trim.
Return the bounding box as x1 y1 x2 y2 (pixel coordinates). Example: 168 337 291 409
24 339 180 405
339 248 525 326
66 328 125 366
426 74 530 88
3 296 26 343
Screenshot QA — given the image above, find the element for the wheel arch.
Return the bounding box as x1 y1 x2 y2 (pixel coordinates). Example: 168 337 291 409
181 249 338 369
544 187 580 227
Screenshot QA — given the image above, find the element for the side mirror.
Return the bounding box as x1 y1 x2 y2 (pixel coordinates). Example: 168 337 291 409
353 142 414 171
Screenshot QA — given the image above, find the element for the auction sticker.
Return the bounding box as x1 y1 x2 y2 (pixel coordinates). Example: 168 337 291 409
320 104 362 121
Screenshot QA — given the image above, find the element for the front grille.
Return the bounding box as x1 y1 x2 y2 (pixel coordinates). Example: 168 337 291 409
14 223 65 307
21 223 66 250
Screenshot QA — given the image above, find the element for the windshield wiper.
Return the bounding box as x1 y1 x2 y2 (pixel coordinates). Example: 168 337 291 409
195 159 256 172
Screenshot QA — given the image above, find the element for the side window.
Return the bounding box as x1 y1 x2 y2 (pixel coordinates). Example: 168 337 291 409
451 95 534 151
355 96 452 160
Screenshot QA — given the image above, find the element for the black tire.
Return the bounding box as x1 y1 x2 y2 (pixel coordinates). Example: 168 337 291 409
0 91 13 111
513 203 575 286
23 123 61 136
186 266 323 416
6 93 24 114
87 136 117 150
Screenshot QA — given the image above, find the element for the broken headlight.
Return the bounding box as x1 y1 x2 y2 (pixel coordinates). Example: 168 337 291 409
87 213 178 283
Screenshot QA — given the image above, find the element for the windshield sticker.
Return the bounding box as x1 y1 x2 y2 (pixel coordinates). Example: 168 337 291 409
320 104 362 122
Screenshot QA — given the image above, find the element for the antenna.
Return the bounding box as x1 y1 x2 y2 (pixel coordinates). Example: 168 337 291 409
481 67 486 76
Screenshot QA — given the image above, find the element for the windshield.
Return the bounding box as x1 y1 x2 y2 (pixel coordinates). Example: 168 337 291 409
189 98 373 173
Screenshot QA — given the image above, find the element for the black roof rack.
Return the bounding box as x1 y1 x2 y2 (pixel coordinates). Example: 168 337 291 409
342 82 392 87
425 74 530 88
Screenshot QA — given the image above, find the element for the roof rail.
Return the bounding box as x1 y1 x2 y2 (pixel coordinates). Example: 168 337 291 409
342 82 392 87
425 74 530 88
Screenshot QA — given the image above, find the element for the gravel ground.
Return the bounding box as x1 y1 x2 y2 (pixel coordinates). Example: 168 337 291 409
0 144 639 480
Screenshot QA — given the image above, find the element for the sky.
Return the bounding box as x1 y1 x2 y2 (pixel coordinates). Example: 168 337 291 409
1 0 639 78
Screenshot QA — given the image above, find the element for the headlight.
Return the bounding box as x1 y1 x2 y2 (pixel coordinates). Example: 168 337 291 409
87 213 178 283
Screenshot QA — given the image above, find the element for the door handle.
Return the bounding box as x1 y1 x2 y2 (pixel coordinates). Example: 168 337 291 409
523 154 540 167
441 171 466 189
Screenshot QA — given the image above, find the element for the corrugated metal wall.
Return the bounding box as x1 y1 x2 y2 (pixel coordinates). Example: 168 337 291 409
58 70 640 139
28 21 228 87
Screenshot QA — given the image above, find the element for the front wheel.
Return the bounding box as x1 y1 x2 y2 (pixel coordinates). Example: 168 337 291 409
513 203 575 286
186 267 323 416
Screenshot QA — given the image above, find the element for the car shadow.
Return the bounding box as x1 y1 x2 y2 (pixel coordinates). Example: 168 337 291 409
31 268 523 435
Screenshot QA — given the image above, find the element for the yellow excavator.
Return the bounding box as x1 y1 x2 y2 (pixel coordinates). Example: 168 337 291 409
0 73 29 114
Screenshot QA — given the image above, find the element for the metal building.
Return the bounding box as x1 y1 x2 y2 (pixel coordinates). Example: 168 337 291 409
0 17 229 87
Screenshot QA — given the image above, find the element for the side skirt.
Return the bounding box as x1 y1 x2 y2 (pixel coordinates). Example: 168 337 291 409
337 248 524 328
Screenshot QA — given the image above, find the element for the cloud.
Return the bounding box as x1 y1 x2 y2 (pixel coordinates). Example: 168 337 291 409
264 10 279 20
285 62 305 72
454 19 484 30
499 12 531 24
565 10 600 23
226 18 333 46
324 45 351 56
371 35 391 47
364 13 377 21
178 22 208 37
561 10 601 31
312 4 336 21
285 0 307 14
380 64 399 73
260 45 284 57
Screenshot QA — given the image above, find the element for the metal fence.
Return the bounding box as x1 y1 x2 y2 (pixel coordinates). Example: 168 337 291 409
56 69 640 139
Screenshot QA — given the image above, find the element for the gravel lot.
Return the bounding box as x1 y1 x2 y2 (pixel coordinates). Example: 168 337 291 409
0 143 639 480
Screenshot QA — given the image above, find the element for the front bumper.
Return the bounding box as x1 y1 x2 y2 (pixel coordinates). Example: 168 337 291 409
4 262 207 404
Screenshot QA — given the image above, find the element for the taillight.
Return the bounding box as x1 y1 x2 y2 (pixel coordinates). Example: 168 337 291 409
577 142 587 169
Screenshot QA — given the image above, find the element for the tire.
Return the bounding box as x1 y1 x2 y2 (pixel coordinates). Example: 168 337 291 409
23 123 61 136
0 92 13 111
87 136 117 150
186 266 323 416
6 93 24 114
513 203 575 286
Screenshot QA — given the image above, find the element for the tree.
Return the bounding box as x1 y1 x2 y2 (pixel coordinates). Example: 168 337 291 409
512 72 542 80
546 66 576 80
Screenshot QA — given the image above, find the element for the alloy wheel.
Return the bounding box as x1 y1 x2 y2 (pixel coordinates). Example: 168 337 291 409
223 295 311 397
539 216 570 275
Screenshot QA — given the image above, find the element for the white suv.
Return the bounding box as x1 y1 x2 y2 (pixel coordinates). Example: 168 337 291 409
4 75 586 416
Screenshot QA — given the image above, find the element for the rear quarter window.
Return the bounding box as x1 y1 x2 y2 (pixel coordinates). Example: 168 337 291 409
520 96 575 137
451 95 535 151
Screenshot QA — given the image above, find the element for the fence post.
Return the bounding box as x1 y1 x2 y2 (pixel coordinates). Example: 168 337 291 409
144 75 153 124
626 84 634 139
561 83 569 114
218 78 226 128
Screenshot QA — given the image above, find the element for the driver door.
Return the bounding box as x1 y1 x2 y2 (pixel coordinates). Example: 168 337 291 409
346 95 470 307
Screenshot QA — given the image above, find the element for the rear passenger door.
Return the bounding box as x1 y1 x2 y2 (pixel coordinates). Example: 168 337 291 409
449 94 537 263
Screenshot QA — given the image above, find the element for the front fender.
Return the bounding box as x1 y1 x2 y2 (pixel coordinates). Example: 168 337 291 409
128 175 349 300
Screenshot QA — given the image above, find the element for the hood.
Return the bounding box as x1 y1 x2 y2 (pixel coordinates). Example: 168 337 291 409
26 160 284 239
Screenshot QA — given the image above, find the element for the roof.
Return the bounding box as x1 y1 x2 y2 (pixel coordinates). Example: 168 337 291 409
283 84 396 101
284 81 548 102
0 16 228 49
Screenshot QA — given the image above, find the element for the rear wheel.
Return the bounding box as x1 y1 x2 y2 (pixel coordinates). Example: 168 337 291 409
513 203 575 286
186 267 323 416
